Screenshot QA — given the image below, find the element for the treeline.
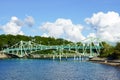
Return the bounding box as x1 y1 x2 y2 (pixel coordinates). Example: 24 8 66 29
0 34 72 50
99 42 120 59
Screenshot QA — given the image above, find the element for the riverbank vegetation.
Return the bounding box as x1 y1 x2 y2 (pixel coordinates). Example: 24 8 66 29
0 34 71 50
0 34 120 59
99 42 120 59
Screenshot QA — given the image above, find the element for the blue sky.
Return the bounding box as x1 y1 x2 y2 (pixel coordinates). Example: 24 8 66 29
1 0 119 22
0 0 120 42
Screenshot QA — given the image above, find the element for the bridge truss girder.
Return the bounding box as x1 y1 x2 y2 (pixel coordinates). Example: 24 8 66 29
2 37 103 58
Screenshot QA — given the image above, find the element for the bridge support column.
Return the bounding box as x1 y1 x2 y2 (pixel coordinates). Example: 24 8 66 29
53 55 55 60
79 55 81 61
65 55 67 60
59 54 61 61
74 55 76 60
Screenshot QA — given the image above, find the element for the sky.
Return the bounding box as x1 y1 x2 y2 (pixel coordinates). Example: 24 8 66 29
0 0 120 42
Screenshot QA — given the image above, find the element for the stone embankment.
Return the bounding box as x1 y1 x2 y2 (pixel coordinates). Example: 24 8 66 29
89 57 120 67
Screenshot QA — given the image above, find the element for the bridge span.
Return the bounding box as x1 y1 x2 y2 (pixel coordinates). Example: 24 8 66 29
1 37 103 59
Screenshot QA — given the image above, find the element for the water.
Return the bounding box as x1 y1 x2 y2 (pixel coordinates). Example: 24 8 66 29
0 59 120 80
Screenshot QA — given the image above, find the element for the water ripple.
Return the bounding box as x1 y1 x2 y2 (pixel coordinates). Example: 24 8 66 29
0 59 120 80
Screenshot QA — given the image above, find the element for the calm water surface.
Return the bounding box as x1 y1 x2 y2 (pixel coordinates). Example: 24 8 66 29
0 59 120 80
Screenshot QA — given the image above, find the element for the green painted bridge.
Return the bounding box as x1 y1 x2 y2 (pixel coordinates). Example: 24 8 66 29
2 37 103 58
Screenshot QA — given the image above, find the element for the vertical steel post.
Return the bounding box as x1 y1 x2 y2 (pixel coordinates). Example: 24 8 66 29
20 41 23 57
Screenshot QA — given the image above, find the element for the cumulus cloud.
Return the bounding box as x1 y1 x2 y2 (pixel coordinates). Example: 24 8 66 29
41 33 49 37
87 33 96 38
85 11 120 42
24 16 34 27
40 18 85 42
0 16 24 35
0 16 35 35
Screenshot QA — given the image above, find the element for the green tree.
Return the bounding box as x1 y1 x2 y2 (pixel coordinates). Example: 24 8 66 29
108 42 120 59
99 42 114 58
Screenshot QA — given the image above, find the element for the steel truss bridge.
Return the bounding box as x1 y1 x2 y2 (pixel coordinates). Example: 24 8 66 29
2 37 103 58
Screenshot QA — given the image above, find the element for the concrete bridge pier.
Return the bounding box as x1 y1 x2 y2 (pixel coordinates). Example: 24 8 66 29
79 55 82 61
65 55 68 60
59 54 62 61
74 55 76 60
53 55 55 60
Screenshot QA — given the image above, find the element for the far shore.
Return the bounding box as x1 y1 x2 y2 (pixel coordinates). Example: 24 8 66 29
89 57 120 67
0 53 86 59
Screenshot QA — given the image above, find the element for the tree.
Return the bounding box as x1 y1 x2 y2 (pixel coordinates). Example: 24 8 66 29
108 42 120 59
99 42 114 58
0 34 71 54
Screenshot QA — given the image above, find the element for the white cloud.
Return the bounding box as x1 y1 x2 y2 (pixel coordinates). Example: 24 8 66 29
87 33 96 38
40 18 85 42
41 33 49 37
0 16 35 35
85 11 120 42
1 16 24 35
24 16 34 27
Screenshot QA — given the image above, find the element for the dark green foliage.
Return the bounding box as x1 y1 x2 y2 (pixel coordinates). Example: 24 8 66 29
108 42 120 59
114 42 120 58
99 42 120 59
0 34 71 51
0 34 32 50
99 42 114 58
32 36 71 45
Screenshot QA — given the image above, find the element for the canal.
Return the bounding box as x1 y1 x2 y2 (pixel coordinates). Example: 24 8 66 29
0 59 120 80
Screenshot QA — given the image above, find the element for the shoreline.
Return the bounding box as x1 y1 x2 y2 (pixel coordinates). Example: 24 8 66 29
0 53 85 59
0 52 11 59
89 57 120 68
